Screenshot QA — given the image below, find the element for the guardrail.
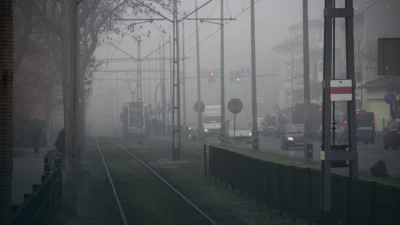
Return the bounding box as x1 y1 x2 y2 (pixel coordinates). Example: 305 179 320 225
208 145 400 225
11 154 63 225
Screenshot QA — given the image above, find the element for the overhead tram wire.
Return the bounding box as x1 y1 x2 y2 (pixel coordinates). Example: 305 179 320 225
185 0 219 41
185 0 261 55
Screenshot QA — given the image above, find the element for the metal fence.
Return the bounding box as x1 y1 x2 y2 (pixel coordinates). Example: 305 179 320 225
208 146 400 225
11 156 62 225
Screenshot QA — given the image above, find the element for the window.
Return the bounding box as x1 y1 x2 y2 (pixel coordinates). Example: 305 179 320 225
203 115 221 123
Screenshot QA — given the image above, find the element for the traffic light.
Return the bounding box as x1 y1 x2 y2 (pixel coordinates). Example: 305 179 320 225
208 71 216 83
235 77 241 82
235 71 241 82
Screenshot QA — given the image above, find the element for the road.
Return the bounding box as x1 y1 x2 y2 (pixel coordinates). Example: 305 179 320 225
181 135 400 177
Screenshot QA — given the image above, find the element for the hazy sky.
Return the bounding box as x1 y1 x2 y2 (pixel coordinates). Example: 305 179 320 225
89 0 326 127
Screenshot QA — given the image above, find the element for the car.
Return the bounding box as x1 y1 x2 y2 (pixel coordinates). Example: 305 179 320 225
383 119 400 150
280 124 305 150
229 123 252 144
356 110 376 144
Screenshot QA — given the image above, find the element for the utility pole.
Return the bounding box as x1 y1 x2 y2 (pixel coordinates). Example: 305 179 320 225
0 0 14 224
220 0 226 144
250 0 259 151
195 0 203 135
321 0 358 224
162 35 167 134
137 36 143 126
182 15 187 127
302 0 313 163
66 0 78 213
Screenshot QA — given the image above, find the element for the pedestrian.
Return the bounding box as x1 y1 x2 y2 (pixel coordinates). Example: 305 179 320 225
55 128 66 154
31 119 43 153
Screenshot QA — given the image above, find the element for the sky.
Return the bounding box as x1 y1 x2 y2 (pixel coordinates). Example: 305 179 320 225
88 0 326 129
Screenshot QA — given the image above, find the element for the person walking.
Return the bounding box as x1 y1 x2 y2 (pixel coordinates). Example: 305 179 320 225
31 120 43 153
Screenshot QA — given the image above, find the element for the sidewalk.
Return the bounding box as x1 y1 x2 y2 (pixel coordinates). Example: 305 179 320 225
12 148 48 205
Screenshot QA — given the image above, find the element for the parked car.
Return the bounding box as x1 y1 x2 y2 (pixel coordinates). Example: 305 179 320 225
280 124 305 150
383 119 400 150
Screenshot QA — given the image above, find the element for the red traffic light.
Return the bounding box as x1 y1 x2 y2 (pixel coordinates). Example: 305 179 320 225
210 72 214 76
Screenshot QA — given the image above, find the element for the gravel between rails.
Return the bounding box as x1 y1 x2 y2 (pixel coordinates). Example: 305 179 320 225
53 140 122 225
118 137 309 225
98 140 213 225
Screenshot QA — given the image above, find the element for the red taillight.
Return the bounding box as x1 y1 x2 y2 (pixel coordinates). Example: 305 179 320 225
356 111 359 115
141 127 145 132
396 130 400 135
372 119 375 125
343 120 348 126
277 122 280 126
292 106 296 112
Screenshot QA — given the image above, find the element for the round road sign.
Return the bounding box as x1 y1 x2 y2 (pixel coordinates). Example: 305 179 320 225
228 98 243 114
384 93 396 104
193 101 205 113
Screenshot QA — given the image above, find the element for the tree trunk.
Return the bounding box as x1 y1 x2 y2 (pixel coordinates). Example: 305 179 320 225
0 1 14 225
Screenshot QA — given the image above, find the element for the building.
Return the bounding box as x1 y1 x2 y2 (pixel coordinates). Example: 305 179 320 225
354 0 400 130
272 0 399 131
273 18 346 109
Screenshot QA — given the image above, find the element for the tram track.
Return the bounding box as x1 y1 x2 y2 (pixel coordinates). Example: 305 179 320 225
94 137 219 225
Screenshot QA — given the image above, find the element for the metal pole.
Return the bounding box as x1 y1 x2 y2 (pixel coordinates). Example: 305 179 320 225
0 0 14 223
195 0 203 135
175 0 181 159
182 17 187 127
345 0 358 179
169 26 173 134
172 0 177 159
162 35 167 133
220 0 226 144
250 0 259 151
290 48 295 106
321 0 334 223
302 0 313 163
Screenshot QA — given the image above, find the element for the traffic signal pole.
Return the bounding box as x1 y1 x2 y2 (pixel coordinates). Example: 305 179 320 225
302 0 313 163
195 0 202 136
220 0 226 144
250 0 259 151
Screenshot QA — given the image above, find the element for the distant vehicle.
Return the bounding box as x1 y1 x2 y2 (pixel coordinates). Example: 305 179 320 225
201 105 223 139
356 110 375 144
289 103 322 131
261 114 287 137
229 123 252 144
120 101 147 139
280 124 305 150
383 119 400 149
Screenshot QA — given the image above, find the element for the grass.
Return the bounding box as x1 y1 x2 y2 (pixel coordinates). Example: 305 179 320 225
129 142 310 225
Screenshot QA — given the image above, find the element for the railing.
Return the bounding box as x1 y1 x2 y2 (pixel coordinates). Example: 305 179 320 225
11 155 63 225
208 146 400 225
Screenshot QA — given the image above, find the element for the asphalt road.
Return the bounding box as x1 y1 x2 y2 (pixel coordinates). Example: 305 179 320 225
182 135 400 178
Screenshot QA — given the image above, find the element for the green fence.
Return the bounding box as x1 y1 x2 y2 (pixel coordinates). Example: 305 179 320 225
11 157 62 225
208 146 400 225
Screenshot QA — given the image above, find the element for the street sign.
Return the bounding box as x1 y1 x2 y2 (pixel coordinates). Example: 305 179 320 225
330 79 352 101
238 67 250 76
384 92 396 104
193 101 205 113
228 98 243 114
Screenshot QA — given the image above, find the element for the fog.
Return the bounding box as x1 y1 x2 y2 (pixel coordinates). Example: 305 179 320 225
86 0 327 135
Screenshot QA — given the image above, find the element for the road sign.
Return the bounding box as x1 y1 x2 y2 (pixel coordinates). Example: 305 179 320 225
330 79 352 101
193 101 205 113
228 98 243 114
384 92 396 104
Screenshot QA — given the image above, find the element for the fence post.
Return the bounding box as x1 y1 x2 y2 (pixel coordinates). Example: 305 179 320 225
345 177 353 225
307 169 312 225
291 166 296 223
369 182 376 225
203 144 207 179
208 146 212 180
278 165 283 216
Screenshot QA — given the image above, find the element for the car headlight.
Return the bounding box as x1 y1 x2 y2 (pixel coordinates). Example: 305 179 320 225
188 127 191 130
204 128 208 132
287 137 294 141
249 132 252 136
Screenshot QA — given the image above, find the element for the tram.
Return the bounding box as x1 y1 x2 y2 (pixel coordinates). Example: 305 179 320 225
120 101 148 138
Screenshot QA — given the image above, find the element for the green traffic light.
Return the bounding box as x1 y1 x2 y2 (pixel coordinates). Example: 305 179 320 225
236 77 241 82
